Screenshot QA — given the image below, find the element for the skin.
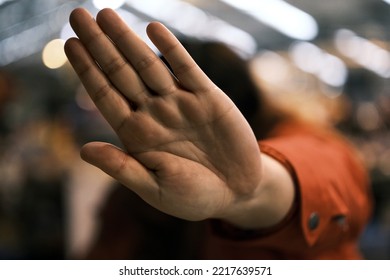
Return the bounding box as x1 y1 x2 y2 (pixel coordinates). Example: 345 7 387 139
64 8 295 229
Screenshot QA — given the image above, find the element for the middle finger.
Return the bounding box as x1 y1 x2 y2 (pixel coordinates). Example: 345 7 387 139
69 8 148 106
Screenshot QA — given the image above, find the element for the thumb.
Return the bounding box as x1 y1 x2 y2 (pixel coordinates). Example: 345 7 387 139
80 142 158 196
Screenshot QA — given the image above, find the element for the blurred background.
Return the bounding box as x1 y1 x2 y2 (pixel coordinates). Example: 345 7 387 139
0 0 389 259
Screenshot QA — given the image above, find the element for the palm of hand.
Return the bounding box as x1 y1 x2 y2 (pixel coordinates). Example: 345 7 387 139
65 8 262 221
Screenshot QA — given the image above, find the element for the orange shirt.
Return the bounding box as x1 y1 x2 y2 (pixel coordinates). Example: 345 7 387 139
203 121 373 259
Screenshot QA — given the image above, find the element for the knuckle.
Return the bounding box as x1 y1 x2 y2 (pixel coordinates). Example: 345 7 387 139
103 57 127 76
173 61 197 77
73 55 96 78
114 151 128 177
92 83 112 103
160 41 180 57
75 63 92 78
135 55 159 73
157 83 176 96
111 28 131 46
84 30 106 49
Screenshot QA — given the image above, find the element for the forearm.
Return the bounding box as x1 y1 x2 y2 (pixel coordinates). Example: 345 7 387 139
218 153 296 230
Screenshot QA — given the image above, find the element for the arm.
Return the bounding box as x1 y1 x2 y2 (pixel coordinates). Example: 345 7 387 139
64 8 294 229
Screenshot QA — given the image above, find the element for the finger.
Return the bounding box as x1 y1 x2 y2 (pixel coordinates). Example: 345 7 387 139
146 22 217 93
81 142 159 199
64 38 131 131
96 8 178 96
69 8 148 106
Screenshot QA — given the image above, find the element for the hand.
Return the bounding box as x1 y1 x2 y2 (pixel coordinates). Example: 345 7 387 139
64 8 265 222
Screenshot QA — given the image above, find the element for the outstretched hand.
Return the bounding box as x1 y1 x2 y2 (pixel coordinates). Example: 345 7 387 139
65 8 269 223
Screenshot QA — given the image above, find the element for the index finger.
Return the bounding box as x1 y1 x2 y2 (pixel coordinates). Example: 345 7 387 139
146 22 217 93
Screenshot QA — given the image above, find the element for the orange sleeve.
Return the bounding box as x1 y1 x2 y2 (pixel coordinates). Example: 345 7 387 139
259 123 373 248
207 122 373 259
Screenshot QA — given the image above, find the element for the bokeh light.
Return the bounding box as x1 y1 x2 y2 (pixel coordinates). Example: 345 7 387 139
42 39 67 69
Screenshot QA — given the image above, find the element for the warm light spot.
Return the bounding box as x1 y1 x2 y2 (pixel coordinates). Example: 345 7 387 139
42 39 67 69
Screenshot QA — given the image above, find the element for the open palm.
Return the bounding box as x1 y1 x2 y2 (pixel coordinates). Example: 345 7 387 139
64 8 263 221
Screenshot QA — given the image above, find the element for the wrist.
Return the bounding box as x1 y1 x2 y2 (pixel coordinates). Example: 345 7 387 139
216 153 295 230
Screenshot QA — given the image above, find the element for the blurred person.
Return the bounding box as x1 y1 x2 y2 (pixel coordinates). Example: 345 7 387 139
64 8 372 259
